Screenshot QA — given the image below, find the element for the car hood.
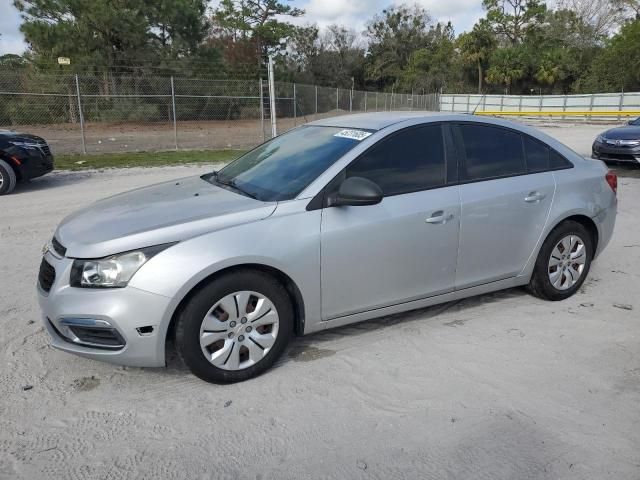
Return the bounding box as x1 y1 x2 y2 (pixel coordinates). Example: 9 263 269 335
0 130 46 143
55 175 277 258
602 125 640 140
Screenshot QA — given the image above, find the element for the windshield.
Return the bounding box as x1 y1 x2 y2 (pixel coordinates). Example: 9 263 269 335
630 117 640 126
209 126 372 201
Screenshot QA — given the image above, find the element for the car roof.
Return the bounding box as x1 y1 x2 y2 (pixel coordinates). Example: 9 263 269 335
308 111 452 130
307 111 585 164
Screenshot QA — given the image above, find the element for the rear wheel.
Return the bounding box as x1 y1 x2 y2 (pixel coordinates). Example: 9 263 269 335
0 159 17 195
528 221 593 301
175 269 293 383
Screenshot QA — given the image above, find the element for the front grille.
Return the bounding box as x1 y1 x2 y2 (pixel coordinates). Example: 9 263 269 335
38 259 56 292
596 152 637 162
51 237 66 257
40 144 52 156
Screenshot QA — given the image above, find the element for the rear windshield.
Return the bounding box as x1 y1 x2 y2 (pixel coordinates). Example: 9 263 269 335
208 126 372 201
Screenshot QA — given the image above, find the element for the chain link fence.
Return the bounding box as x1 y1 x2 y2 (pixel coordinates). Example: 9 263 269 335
0 71 439 156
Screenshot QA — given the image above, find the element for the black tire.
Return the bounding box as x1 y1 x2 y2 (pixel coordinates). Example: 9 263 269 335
175 269 293 383
0 159 17 195
527 220 594 301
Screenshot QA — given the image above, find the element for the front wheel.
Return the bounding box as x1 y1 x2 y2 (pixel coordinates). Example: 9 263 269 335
175 270 293 383
0 159 17 196
528 220 593 301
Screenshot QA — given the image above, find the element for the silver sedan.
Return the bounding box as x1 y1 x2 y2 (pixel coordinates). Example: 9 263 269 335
37 113 617 383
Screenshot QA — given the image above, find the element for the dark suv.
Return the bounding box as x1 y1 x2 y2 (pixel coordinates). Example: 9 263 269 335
0 129 54 195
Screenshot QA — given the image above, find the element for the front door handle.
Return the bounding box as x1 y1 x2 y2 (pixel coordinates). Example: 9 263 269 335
524 191 546 203
426 211 454 224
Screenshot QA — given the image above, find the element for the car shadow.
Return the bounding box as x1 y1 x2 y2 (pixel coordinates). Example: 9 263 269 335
162 287 529 376
11 170 95 195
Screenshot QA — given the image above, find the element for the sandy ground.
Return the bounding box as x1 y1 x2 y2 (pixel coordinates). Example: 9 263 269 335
1 135 640 478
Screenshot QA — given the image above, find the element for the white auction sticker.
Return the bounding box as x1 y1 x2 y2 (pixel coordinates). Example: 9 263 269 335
334 129 372 141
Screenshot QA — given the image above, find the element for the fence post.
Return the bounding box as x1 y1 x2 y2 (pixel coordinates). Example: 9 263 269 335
315 85 318 117
451 95 455 112
170 76 178 150
619 91 625 121
499 95 504 112
375 92 378 111
259 78 265 142
364 91 368 112
268 56 277 138
466 94 471 113
75 74 87 154
293 83 297 126
349 89 353 112
518 95 523 113
562 94 567 121
589 93 595 121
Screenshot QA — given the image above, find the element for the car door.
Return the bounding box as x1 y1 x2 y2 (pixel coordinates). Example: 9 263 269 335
452 123 556 290
320 124 461 320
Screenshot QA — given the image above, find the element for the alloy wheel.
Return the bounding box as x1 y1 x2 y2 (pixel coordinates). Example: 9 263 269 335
548 234 587 290
199 290 279 370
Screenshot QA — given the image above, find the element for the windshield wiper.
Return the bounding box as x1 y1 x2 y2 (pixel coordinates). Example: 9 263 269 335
214 172 259 200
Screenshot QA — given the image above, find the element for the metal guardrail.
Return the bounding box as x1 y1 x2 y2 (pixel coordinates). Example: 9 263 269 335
441 92 640 121
477 110 640 117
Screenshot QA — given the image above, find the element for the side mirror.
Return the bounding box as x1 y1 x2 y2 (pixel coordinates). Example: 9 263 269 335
328 176 383 207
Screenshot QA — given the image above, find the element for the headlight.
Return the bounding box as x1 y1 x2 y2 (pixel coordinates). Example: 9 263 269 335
595 135 604 143
70 243 175 288
9 141 41 150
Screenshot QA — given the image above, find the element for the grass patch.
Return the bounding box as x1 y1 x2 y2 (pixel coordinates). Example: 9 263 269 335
55 149 245 171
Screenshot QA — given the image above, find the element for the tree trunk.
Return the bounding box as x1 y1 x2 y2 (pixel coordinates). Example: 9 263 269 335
477 60 483 94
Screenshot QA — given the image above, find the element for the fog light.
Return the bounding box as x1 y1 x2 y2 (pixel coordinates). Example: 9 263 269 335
56 318 126 350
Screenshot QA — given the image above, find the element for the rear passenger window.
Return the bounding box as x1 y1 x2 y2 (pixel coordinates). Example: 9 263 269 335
524 137 550 173
457 124 526 181
523 136 572 172
346 124 446 196
550 150 572 169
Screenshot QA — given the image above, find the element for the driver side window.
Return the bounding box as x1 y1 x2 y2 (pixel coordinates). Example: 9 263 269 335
345 124 446 196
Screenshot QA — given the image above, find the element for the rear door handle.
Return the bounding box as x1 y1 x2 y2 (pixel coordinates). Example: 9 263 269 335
426 211 454 224
524 191 546 203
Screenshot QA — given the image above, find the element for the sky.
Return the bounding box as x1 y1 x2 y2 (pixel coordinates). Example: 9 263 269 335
0 0 484 55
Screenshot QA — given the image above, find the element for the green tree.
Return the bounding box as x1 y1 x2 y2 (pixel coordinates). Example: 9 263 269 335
211 0 304 63
486 46 529 92
399 22 457 92
13 0 211 74
457 19 496 93
365 5 434 88
579 19 640 91
281 24 366 88
483 0 547 44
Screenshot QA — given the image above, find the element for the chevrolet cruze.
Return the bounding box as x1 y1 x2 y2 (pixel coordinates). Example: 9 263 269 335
38 113 617 383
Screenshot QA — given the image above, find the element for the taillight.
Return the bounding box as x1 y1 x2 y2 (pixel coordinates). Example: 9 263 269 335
605 171 617 195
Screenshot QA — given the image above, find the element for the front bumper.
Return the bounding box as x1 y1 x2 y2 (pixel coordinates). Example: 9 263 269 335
592 142 640 163
37 251 172 367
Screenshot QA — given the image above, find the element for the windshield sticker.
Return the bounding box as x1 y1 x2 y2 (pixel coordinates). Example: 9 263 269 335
334 129 372 141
